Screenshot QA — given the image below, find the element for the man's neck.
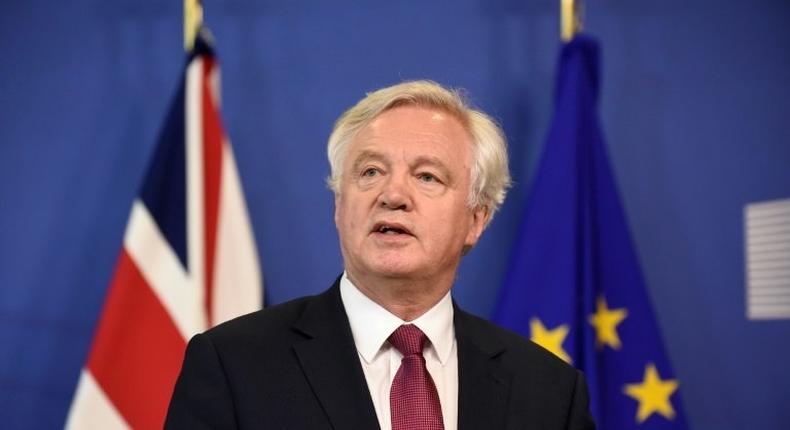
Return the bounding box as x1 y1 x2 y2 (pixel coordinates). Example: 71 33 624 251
345 270 454 321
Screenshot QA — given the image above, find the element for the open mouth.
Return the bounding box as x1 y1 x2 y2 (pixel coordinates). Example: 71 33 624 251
372 222 412 236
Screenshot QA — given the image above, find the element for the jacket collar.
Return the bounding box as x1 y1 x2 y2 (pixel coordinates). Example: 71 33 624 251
454 305 512 430
292 277 381 430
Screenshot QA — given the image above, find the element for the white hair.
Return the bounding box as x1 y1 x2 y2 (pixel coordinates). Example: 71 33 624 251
327 80 511 224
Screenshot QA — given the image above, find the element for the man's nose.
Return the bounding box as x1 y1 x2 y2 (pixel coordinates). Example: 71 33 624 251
377 174 413 211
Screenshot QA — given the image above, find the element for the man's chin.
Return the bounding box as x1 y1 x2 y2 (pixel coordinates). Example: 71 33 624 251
359 258 420 280
371 264 416 279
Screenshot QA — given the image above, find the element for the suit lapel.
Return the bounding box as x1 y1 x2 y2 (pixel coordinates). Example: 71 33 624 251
292 281 380 430
455 308 511 430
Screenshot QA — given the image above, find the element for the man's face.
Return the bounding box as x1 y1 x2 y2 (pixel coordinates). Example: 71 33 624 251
335 105 488 284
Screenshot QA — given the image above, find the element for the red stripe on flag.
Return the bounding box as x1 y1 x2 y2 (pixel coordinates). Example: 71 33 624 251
87 249 187 429
201 58 223 327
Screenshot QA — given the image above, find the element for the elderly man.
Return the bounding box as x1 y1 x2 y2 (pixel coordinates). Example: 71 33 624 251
166 81 595 429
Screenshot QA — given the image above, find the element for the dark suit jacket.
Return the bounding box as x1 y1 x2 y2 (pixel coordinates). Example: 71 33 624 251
166 279 595 429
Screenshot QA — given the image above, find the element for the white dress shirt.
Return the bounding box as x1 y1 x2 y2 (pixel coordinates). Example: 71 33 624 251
339 272 458 430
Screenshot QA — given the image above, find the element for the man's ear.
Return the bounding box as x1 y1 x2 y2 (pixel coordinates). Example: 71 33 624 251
462 205 490 255
334 192 341 227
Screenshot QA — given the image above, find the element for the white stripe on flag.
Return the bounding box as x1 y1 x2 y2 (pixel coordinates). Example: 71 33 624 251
65 370 130 430
212 141 263 323
209 65 221 109
186 57 206 309
124 200 205 339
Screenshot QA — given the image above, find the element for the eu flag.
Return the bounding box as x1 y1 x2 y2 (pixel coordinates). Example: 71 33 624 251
493 35 690 430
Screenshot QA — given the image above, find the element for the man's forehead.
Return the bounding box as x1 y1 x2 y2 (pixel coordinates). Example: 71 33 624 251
346 138 469 167
353 107 470 146
350 148 450 167
366 106 451 129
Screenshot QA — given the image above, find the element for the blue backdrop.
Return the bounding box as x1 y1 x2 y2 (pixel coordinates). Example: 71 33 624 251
1 0 789 428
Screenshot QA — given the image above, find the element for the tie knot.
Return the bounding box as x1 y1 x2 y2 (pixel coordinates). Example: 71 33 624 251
388 324 427 356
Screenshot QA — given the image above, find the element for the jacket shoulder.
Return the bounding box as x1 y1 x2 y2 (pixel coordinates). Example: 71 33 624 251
455 309 595 429
201 293 316 347
456 309 577 376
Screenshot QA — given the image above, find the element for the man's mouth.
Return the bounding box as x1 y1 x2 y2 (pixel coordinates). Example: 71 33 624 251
371 222 413 236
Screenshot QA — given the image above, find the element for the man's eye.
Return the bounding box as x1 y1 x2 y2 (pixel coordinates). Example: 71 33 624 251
418 173 438 183
362 168 379 177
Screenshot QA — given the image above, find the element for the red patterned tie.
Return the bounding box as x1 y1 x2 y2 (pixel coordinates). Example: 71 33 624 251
388 324 444 430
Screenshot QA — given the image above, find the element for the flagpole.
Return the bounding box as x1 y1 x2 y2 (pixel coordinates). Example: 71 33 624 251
184 0 203 51
560 0 582 41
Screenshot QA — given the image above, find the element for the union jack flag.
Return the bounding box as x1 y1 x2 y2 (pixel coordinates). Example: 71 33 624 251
66 30 263 429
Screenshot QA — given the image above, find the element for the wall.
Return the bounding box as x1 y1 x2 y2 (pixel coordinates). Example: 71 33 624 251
1 0 788 428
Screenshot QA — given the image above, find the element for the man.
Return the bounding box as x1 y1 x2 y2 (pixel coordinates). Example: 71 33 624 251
166 81 595 429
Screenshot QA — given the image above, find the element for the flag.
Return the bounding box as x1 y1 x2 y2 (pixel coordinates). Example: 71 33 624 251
66 30 262 429
492 35 689 430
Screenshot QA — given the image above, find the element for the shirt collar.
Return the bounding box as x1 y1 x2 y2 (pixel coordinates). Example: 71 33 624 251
339 272 455 366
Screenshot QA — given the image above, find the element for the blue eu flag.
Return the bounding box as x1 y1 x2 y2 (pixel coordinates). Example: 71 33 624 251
493 35 690 430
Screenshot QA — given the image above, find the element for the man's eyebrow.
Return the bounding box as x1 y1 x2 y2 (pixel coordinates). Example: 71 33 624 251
350 150 388 171
411 156 453 181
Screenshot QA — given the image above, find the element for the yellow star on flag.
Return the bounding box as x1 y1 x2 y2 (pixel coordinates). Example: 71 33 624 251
588 295 628 350
623 363 679 423
530 318 572 363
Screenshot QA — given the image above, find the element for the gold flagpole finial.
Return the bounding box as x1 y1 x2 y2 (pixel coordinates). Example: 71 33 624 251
184 0 204 52
560 0 583 42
